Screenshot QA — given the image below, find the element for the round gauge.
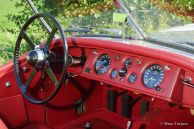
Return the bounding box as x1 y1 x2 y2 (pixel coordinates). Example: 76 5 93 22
143 64 164 89
124 58 132 67
95 54 111 75
119 68 128 77
128 73 137 83
110 69 118 79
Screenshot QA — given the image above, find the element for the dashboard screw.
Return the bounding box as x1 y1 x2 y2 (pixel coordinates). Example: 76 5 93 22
115 54 120 60
120 78 124 82
155 86 161 91
93 50 98 55
164 65 170 71
136 59 142 65
85 122 92 129
85 67 91 73
22 66 29 73
5 82 11 88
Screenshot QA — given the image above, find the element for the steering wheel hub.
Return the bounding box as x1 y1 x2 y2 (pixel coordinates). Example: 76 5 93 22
27 49 47 68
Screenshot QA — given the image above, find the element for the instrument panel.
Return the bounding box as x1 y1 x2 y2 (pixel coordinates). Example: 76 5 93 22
93 54 165 91
82 49 181 102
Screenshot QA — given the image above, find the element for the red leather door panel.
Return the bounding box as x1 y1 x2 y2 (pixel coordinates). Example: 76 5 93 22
0 62 28 128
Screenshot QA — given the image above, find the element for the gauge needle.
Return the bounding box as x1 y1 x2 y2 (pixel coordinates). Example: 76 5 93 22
96 61 108 70
145 77 156 84
131 75 136 79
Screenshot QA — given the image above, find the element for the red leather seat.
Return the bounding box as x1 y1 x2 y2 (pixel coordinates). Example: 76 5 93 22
22 123 52 129
0 119 8 129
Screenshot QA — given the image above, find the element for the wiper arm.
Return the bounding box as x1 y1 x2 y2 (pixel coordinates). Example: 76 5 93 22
66 26 122 35
184 42 194 47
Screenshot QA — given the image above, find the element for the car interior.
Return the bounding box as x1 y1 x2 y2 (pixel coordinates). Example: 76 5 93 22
1 0 194 129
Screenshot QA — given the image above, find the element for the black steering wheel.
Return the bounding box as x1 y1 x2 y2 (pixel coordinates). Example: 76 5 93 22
14 13 68 104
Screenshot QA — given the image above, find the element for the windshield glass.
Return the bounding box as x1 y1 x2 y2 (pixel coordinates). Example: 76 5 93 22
16 0 194 46
31 0 194 44
32 0 136 37
121 0 194 44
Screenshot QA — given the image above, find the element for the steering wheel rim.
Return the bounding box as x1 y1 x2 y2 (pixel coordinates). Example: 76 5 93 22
14 13 68 104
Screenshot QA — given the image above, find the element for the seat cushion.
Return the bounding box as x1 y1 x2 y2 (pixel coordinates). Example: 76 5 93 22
22 123 52 129
0 119 8 129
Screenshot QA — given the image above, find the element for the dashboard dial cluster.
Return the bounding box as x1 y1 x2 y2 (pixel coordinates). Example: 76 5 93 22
94 54 165 90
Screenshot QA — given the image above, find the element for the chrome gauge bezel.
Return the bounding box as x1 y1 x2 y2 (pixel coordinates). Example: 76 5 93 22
143 64 164 89
94 54 111 75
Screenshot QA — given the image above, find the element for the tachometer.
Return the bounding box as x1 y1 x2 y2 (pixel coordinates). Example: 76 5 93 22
143 64 164 89
95 54 111 75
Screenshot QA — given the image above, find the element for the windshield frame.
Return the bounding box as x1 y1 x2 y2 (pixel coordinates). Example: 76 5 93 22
115 0 146 39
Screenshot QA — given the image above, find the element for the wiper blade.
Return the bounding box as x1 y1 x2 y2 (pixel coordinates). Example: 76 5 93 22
145 37 194 54
76 34 133 40
64 26 122 35
184 42 194 47
64 28 91 33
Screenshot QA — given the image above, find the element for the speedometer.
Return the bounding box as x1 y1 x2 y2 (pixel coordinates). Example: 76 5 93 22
143 64 164 89
95 54 111 75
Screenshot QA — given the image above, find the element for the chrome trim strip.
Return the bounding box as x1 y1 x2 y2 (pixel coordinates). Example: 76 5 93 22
117 0 146 39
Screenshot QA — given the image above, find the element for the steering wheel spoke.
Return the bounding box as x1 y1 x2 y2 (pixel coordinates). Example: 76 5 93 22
24 69 37 88
45 27 58 49
45 66 59 86
22 30 35 49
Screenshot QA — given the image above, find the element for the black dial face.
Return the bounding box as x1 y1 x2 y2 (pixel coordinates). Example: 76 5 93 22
143 64 164 88
128 73 137 83
95 54 111 75
119 68 128 77
124 58 132 67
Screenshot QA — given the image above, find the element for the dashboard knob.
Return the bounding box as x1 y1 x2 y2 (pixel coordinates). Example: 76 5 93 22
119 68 127 77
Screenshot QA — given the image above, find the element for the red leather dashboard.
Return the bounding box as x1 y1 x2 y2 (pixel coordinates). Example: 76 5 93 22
52 37 194 108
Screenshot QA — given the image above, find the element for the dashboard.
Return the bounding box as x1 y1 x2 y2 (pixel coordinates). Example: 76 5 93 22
82 49 182 102
55 37 194 108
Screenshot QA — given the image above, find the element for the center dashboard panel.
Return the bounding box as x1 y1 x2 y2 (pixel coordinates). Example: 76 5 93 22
82 49 183 102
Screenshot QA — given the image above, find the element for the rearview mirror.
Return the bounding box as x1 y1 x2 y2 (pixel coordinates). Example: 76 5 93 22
113 13 127 23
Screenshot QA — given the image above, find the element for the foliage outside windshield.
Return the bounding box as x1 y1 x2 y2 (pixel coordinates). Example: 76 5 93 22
20 0 136 37
10 0 194 41
121 0 194 44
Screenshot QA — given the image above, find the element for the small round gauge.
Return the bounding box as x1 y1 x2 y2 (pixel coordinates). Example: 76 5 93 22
128 73 137 83
143 64 164 89
110 69 118 79
119 68 128 77
124 58 132 67
95 54 111 75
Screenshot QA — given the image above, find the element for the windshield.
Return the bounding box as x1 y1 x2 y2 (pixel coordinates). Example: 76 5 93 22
23 0 194 46
121 0 194 44
31 0 136 38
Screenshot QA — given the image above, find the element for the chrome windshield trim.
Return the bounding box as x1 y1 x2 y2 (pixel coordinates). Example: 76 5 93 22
27 0 52 33
117 0 146 39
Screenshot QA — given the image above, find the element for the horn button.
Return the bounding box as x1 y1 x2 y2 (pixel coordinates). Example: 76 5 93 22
27 48 49 69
